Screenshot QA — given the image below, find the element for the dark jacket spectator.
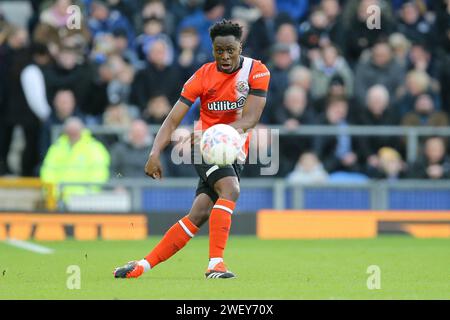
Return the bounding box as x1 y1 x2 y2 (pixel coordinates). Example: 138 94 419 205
342 0 395 65
435 0 450 53
264 43 296 123
396 1 434 47
314 97 363 173
130 39 182 108
272 86 316 175
354 41 405 105
246 0 291 62
88 0 135 47
1 36 51 176
395 69 440 116
110 119 164 178
401 93 448 127
46 47 106 122
177 0 225 61
407 136 450 179
357 85 401 166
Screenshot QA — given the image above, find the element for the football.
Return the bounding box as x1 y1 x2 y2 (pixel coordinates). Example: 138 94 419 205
200 124 242 166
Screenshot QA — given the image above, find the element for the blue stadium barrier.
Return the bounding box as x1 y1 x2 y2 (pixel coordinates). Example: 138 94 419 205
141 186 450 212
303 189 371 210
141 187 273 213
389 190 450 210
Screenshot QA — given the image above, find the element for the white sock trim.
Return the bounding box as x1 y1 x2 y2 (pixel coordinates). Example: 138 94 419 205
213 204 233 214
178 220 195 238
138 259 151 272
208 257 223 270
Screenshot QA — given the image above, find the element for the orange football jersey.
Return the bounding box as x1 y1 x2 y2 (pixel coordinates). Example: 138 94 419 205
179 56 271 159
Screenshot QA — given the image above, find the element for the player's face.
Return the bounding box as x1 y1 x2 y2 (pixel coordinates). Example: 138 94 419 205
212 35 242 73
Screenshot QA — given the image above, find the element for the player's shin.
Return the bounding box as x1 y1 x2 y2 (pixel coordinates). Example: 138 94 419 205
144 215 199 270
209 198 235 268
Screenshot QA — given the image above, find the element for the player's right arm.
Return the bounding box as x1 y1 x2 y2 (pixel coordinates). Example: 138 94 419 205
145 67 204 179
145 100 190 179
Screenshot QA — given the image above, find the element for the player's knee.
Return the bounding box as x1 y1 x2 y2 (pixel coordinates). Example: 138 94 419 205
216 184 240 202
188 208 211 227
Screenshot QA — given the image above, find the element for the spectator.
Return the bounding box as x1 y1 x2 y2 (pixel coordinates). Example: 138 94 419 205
247 0 290 62
134 16 174 64
314 97 363 173
407 42 438 79
271 86 316 128
265 43 295 121
40 0 73 28
46 46 105 123
343 0 395 65
288 65 312 92
110 119 157 178
231 17 252 57
396 70 438 116
141 0 176 37
1 31 54 177
240 125 279 177
104 54 135 105
34 0 91 57
435 0 450 53
102 103 135 128
88 0 135 48
354 41 405 105
401 93 449 127
40 117 110 201
389 32 411 69
142 94 171 125
286 152 329 185
407 136 450 179
111 28 143 70
313 74 357 114
275 21 304 64
130 39 182 108
178 0 226 60
310 44 354 100
41 89 83 158
358 85 401 169
165 127 197 177
298 8 331 55
368 147 407 180
276 0 309 23
274 86 316 173
396 1 434 47
320 0 345 49
439 54 450 114
176 26 208 82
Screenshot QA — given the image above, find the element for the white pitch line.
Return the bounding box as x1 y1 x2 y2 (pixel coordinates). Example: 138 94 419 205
4 239 55 254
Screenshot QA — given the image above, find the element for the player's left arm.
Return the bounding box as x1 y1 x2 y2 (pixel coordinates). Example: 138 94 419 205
229 94 266 133
230 61 270 133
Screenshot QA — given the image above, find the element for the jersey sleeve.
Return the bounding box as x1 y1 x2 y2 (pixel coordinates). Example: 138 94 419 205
248 61 270 97
179 66 204 107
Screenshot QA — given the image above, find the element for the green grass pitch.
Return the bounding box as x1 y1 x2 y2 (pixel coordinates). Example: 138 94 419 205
0 236 449 299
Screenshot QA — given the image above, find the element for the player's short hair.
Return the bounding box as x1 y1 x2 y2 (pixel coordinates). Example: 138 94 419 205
209 19 243 42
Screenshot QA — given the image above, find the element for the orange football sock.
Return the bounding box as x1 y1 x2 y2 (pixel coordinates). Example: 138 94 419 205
209 198 235 260
145 216 199 268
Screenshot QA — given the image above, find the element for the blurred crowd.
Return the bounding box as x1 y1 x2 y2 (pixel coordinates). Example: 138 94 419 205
1 0 450 187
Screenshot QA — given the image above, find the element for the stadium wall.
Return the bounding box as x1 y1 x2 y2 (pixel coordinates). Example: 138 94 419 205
2 210 450 241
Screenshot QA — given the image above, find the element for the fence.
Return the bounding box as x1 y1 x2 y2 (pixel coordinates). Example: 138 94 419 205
58 178 450 213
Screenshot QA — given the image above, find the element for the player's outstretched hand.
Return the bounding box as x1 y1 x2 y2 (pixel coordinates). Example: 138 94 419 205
145 154 163 179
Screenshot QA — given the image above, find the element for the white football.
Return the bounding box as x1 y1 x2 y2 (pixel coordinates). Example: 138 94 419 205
200 124 242 166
